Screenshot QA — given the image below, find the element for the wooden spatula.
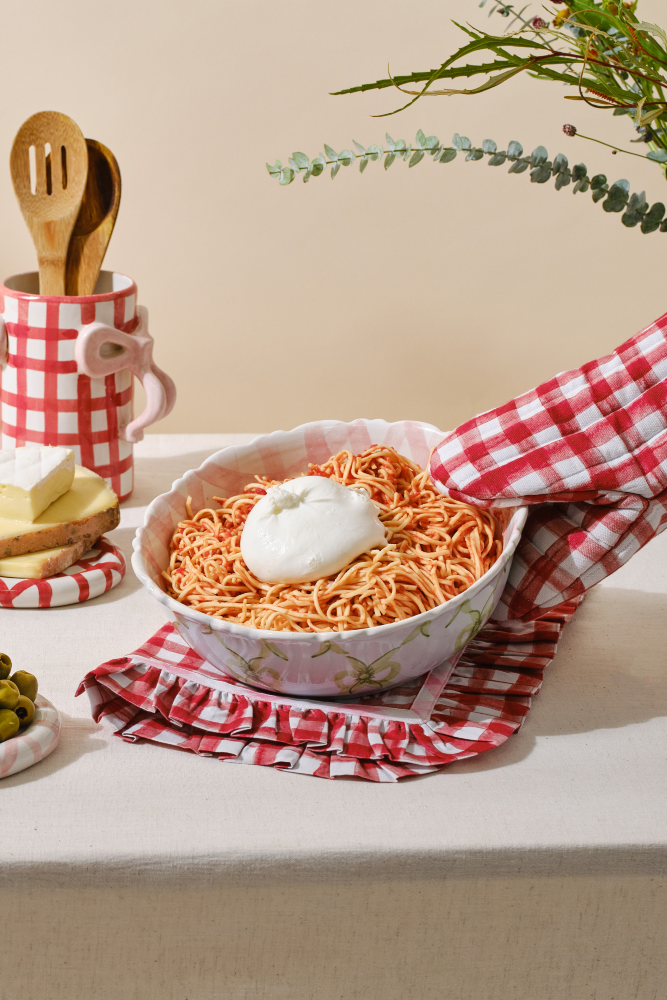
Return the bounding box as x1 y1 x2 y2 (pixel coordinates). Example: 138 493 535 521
66 139 122 296
10 111 88 296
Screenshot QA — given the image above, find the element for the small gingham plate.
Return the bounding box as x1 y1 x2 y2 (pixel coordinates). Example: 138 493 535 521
0 536 125 609
0 694 61 778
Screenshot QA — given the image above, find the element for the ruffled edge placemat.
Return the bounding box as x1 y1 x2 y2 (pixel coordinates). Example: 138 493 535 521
77 595 582 781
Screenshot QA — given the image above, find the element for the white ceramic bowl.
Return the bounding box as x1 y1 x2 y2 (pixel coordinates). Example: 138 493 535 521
132 419 527 698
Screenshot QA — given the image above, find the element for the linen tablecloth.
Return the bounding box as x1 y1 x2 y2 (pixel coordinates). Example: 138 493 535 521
2 434 666 1000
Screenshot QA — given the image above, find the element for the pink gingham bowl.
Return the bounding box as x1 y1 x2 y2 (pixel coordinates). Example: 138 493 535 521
132 419 527 698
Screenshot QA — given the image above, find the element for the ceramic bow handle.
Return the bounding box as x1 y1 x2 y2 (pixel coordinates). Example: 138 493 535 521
75 305 176 443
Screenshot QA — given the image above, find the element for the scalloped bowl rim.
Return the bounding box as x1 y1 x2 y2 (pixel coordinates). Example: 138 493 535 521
132 419 528 644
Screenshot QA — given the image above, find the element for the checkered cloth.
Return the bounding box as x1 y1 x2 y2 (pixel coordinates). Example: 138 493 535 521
430 312 667 621
77 598 581 782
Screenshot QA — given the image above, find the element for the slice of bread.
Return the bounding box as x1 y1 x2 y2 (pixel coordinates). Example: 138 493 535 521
0 467 119 559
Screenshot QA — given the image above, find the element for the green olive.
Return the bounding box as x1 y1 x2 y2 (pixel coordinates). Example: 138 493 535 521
10 670 38 702
0 680 19 711
0 653 11 681
0 709 19 742
14 695 35 728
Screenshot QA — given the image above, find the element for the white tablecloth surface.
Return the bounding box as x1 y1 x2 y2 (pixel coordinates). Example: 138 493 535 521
3 434 666 1000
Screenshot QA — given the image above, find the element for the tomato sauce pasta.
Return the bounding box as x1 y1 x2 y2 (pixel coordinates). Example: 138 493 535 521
164 445 501 633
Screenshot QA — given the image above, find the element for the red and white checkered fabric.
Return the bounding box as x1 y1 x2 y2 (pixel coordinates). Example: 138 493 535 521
77 597 581 781
0 277 137 500
430 312 667 620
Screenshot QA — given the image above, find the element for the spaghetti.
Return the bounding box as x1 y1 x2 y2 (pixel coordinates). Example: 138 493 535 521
164 444 501 633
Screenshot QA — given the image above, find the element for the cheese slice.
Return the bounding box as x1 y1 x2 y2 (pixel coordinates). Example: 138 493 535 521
0 538 91 579
0 446 75 521
0 466 119 559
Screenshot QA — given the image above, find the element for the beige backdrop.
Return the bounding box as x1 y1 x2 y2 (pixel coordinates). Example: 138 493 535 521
0 0 665 435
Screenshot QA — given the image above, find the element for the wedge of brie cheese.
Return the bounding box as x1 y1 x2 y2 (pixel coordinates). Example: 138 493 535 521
0 446 75 522
0 466 119 558
0 538 92 579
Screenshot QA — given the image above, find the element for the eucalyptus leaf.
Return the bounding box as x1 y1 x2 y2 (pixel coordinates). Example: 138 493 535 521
359 156 369 173
266 161 281 176
627 191 647 213
409 150 425 167
553 153 568 174
331 162 341 179
279 168 294 185
384 152 396 169
353 140 366 155
425 135 440 149
661 220 667 232
573 178 590 194
292 151 310 169
288 157 299 172
645 202 666 222
592 187 609 203
311 157 326 176
603 195 627 213
452 133 471 150
622 210 643 227
572 163 587 181
647 149 667 162
385 134 396 151
555 171 571 190
439 148 457 163
482 138 497 154
367 144 382 161
466 149 484 160
507 140 523 158
324 144 338 161
415 129 427 148
531 163 552 184
591 174 608 190
508 159 529 173
531 145 548 165
338 149 354 165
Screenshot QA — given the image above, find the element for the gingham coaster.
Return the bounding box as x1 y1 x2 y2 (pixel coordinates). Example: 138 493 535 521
430 311 667 620
0 536 125 608
77 597 582 782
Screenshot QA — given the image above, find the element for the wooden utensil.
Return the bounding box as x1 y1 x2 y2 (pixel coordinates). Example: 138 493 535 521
66 139 122 296
10 111 88 296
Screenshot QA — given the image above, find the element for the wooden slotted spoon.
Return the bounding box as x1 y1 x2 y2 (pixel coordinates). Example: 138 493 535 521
10 111 88 295
66 139 122 296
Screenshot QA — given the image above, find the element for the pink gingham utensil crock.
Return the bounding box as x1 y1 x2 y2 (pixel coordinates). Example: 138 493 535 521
0 270 176 501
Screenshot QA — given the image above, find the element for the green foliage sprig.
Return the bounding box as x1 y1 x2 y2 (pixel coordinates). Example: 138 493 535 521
330 0 667 171
267 130 667 233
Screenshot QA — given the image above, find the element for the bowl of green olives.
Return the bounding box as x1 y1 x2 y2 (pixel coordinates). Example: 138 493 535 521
0 653 61 778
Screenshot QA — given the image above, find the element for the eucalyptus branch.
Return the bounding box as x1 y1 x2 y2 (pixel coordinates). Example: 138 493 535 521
266 130 667 234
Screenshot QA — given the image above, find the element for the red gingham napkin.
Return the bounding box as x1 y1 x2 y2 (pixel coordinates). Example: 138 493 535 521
77 598 581 782
430 312 667 620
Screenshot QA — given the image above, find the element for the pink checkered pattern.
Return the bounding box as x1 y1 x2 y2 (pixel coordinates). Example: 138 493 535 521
430 312 667 620
77 597 581 782
0 278 138 500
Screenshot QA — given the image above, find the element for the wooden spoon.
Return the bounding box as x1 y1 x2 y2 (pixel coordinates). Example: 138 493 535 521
66 139 122 296
10 111 88 296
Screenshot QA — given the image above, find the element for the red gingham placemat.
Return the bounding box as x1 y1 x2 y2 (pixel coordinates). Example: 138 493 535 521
430 311 667 620
77 597 581 781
